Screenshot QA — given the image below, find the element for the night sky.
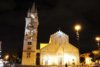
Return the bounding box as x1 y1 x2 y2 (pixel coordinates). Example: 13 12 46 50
0 0 100 57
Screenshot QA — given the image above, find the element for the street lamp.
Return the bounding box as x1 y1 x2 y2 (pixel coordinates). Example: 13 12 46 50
74 24 81 65
74 24 81 53
95 36 100 49
74 24 81 40
4 54 9 61
92 36 100 56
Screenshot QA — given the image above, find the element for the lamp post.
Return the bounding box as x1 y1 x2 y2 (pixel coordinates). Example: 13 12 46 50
4 54 9 61
74 24 81 66
74 24 81 41
95 36 100 49
92 36 100 56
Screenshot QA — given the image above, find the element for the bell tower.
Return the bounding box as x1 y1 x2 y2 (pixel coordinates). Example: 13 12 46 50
22 3 39 65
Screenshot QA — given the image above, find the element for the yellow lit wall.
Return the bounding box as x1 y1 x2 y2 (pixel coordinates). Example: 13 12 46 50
85 57 92 65
40 31 80 65
40 43 48 49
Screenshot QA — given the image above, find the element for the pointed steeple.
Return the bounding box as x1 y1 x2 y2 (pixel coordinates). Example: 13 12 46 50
31 2 36 13
28 2 38 19
27 8 31 17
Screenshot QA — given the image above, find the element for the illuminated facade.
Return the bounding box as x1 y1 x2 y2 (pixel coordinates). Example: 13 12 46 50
80 53 92 65
22 3 39 65
40 30 80 65
22 3 80 66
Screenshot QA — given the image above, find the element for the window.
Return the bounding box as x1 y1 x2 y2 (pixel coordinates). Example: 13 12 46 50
27 47 31 50
27 52 31 58
28 42 32 45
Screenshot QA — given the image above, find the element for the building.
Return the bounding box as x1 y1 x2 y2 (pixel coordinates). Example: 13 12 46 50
80 53 92 65
40 30 80 65
22 3 39 65
22 3 80 65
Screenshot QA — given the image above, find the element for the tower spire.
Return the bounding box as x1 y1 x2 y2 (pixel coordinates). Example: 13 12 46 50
22 2 39 65
27 8 31 17
31 2 36 13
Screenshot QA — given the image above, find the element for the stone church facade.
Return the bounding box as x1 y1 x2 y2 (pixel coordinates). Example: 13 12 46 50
22 3 80 65
40 30 80 65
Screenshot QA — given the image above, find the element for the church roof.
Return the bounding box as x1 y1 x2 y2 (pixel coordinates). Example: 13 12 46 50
52 30 68 37
50 30 69 43
40 30 79 54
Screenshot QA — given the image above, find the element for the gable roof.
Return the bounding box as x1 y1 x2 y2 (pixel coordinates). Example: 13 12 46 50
40 30 79 54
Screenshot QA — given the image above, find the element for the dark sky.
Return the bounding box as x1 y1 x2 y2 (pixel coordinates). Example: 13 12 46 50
0 0 100 56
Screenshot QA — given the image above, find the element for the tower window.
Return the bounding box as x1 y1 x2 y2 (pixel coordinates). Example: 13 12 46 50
27 47 31 50
28 42 32 45
27 52 31 58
